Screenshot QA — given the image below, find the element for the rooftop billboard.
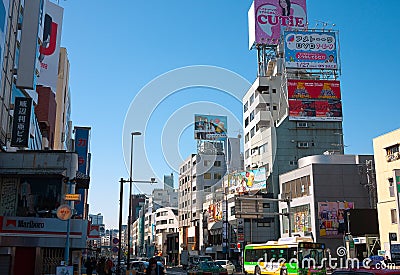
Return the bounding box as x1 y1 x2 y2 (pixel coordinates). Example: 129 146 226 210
287 79 342 121
194 114 227 141
284 31 338 69
248 0 307 48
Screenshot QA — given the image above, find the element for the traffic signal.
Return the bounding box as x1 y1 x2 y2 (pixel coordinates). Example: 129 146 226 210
237 243 241 250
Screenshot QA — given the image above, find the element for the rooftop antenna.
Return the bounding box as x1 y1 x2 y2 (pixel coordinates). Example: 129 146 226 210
315 20 336 31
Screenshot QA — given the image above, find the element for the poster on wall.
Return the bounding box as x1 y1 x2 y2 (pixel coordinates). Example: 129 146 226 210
318 201 354 237
228 168 266 194
248 0 307 48
284 31 338 69
0 178 18 216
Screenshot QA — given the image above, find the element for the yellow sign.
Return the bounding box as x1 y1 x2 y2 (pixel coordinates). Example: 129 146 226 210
64 194 81 201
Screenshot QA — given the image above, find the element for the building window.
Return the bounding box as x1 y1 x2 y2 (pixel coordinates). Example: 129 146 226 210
250 127 255 137
204 160 210 166
245 117 249 128
273 105 277 110
263 203 270 208
214 161 221 167
249 111 254 122
391 209 398 224
386 145 400 162
231 206 235 216
214 173 222 180
245 149 249 159
250 94 254 105
389 178 395 197
259 143 267 154
193 199 196 204
193 186 196 191
245 133 249 143
244 102 248 113
203 173 211 180
297 142 309 148
257 222 271 227
297 122 308 128
272 88 277 93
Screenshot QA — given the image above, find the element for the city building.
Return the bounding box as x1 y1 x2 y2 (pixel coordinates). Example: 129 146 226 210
178 145 227 256
373 128 400 259
154 207 178 257
0 151 87 274
164 173 174 191
243 3 344 240
278 154 375 252
53 47 71 150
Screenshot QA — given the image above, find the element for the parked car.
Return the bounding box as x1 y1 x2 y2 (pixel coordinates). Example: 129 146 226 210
128 260 147 275
188 255 214 268
215 260 236 275
187 261 228 275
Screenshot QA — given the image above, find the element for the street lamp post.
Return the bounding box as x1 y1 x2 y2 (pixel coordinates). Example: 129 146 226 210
118 176 157 275
127 131 141 270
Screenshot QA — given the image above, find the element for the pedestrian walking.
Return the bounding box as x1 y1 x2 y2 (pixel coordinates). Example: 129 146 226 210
84 257 95 275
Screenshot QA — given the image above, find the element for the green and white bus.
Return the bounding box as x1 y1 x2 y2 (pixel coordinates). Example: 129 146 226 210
243 237 326 275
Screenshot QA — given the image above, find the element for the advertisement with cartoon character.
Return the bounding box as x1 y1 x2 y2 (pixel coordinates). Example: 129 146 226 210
287 79 342 121
228 168 266 194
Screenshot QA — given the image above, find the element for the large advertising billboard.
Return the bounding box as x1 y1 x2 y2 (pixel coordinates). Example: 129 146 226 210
194 114 227 141
38 0 63 94
248 0 307 48
228 168 266 194
318 201 354 237
287 79 342 121
284 31 338 69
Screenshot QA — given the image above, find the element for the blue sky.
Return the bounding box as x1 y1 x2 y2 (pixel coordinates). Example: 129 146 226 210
58 0 400 228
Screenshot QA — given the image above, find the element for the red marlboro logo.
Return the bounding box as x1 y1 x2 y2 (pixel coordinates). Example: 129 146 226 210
5 219 16 227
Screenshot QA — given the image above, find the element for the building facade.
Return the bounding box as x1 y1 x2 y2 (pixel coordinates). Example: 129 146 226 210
0 151 87 274
178 150 227 256
278 154 374 252
373 128 400 259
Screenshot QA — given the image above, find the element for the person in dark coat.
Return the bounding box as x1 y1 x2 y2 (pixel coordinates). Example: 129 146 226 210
84 257 95 275
146 257 165 275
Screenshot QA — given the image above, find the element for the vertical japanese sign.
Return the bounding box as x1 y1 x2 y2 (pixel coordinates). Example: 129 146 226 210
248 0 307 48
74 127 90 217
38 0 63 93
11 97 32 147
